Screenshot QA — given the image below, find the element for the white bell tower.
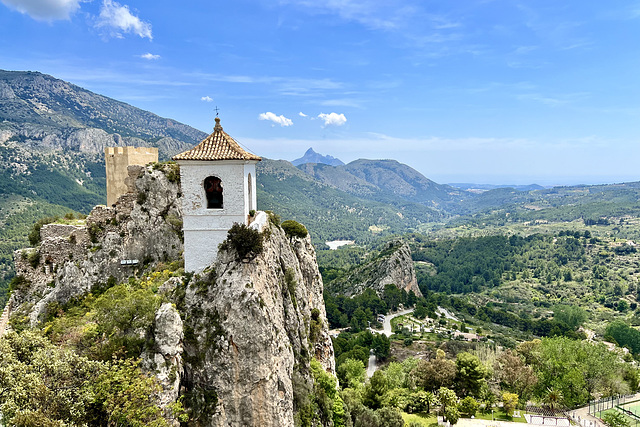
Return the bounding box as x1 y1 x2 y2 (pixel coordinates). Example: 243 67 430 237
173 117 261 273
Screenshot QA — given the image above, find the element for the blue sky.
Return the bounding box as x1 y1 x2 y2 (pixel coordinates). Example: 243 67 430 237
2 0 640 185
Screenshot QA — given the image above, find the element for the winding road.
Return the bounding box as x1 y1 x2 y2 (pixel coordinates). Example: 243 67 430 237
366 308 415 377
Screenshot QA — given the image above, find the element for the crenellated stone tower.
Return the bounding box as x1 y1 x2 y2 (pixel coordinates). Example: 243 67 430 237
173 117 261 273
105 146 158 206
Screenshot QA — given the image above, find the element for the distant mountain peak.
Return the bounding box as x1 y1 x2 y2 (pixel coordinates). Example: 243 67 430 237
292 147 344 166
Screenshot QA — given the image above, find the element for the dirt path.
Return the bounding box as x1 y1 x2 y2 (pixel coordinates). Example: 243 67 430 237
0 302 11 337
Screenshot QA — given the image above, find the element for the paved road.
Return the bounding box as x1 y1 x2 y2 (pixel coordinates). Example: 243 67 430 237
366 351 377 378
382 308 414 337
366 308 415 378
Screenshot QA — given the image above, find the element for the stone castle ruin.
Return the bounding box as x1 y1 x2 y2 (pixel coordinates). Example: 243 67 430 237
105 146 158 206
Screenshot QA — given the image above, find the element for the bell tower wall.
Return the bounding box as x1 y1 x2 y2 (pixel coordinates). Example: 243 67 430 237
178 159 258 273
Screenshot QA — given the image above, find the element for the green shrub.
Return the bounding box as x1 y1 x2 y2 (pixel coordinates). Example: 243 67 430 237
8 275 31 294
88 223 102 243
136 192 147 205
282 220 308 239
285 268 298 308
166 214 183 239
219 223 264 259
266 210 281 226
153 161 180 184
27 250 40 268
459 396 479 417
309 308 322 344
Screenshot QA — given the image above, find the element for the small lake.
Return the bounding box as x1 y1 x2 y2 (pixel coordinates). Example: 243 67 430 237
325 240 355 250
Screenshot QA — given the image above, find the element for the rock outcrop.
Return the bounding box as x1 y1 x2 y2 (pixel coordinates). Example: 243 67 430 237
142 302 184 423
178 220 334 427
327 240 423 298
11 162 183 324
10 162 335 427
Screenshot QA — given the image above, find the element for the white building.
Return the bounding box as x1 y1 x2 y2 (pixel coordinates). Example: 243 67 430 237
173 117 261 273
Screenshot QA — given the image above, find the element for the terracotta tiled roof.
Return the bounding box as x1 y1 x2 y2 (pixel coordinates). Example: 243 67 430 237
172 117 261 161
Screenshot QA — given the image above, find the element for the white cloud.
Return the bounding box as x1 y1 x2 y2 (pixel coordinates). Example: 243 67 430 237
140 53 160 60
97 0 152 39
201 96 213 102
320 98 362 108
299 112 308 117
318 112 347 127
0 0 81 20
259 112 293 127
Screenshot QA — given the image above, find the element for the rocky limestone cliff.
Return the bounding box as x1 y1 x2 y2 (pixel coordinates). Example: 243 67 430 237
10 162 335 426
176 220 334 426
0 70 205 159
327 241 423 298
11 162 183 324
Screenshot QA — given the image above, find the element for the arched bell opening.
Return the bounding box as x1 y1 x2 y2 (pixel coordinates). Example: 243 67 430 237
204 176 223 209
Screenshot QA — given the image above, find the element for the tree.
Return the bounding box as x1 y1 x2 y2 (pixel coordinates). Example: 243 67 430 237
0 331 174 427
281 220 308 239
552 305 587 330
455 352 487 397
437 387 458 413
443 406 460 425
337 358 366 390
350 307 369 332
384 362 406 389
543 387 563 412
412 357 456 392
406 390 437 414
495 349 537 401
606 321 640 354
458 396 479 417
423 391 439 414
383 284 404 311
372 333 390 360
310 358 337 400
363 370 388 410
532 337 624 407
516 339 542 366
501 392 518 417
333 394 347 427
375 407 404 427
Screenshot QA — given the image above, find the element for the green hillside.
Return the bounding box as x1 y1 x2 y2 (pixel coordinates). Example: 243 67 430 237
257 159 444 245
297 158 473 212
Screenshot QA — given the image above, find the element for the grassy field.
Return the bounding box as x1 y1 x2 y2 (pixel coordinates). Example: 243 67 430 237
597 408 640 426
401 412 437 426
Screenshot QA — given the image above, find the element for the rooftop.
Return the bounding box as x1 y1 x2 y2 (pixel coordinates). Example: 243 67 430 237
172 117 261 162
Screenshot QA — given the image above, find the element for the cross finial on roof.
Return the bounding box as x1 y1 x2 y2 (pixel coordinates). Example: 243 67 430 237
214 116 222 132
214 106 220 117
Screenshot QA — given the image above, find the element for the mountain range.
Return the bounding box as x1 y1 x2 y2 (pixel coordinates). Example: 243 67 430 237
291 147 344 166
0 70 205 157
3 68 640 305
